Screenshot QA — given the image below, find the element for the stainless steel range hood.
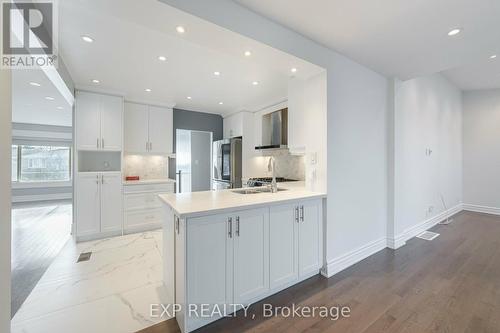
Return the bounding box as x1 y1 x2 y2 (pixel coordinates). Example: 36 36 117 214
255 108 288 150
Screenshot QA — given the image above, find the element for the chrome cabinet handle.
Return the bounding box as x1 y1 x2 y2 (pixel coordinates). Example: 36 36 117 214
300 205 304 222
96 174 99 184
97 138 99 148
101 175 104 184
228 217 233 238
236 216 240 237
146 142 149 151
102 138 104 149
175 216 179 234
295 206 299 223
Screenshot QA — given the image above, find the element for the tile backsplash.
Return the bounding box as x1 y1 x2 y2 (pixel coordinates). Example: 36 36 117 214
248 150 305 180
124 155 169 180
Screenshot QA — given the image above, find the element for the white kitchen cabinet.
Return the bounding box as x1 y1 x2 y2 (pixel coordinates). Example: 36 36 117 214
124 102 173 154
124 103 149 153
76 91 123 151
123 182 175 233
76 172 101 237
185 213 233 331
100 173 123 233
223 113 243 138
233 208 269 304
269 203 298 290
298 199 322 277
76 171 123 240
173 198 322 332
148 106 173 154
287 78 307 154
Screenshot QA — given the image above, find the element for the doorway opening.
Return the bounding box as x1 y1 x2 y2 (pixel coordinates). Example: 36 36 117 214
175 129 213 193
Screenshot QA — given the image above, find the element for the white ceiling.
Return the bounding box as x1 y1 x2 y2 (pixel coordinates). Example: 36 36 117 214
12 70 73 127
58 0 324 116
236 0 500 90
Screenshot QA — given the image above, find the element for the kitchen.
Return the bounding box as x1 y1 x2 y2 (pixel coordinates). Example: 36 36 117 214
10 1 327 332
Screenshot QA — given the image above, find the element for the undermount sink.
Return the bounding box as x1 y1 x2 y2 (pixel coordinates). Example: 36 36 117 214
232 188 288 194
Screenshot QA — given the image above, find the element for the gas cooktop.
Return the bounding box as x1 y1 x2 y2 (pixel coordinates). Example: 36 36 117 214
247 177 298 187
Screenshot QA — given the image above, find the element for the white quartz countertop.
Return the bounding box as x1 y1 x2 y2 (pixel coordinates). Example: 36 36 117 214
123 178 176 185
159 185 326 218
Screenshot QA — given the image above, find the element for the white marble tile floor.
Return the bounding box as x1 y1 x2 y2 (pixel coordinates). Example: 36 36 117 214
11 231 172 333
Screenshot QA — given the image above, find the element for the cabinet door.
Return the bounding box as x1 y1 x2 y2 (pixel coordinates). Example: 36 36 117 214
76 92 101 150
233 208 269 304
100 172 123 233
287 78 307 153
148 106 173 154
269 203 298 290
76 173 100 236
186 213 233 312
298 200 321 277
100 95 123 151
124 103 149 153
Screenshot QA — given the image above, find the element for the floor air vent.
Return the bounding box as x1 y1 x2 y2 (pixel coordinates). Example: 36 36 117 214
77 252 92 263
416 231 440 241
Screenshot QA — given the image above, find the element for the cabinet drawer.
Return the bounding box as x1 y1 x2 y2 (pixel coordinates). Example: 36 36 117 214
124 208 163 229
124 193 163 211
123 183 174 194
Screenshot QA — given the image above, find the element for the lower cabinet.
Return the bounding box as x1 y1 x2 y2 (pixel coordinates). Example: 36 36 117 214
123 182 175 233
176 199 322 332
76 172 123 240
232 208 269 305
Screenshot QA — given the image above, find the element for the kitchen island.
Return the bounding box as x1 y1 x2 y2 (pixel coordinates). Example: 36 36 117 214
159 185 326 332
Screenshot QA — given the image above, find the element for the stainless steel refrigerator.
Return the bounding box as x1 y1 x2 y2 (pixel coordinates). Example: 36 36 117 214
212 138 242 190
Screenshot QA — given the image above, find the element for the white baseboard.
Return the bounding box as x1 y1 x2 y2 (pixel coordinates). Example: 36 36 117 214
463 204 500 216
387 203 463 249
322 203 464 279
12 193 72 203
322 237 387 278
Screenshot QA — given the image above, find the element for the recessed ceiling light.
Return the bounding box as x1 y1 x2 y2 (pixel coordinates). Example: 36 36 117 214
158 56 167 61
187 96 192 100
57 106 64 110
214 71 220 76
290 68 297 73
252 81 259 86
176 26 185 34
45 96 55 101
447 28 461 36
490 55 497 59
145 88 152 92
219 102 223 105
29 82 41 87
81 35 94 43
244 51 252 57
91 79 100 84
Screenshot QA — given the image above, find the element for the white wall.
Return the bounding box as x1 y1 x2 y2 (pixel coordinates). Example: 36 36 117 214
391 74 462 247
463 89 500 212
161 0 389 277
0 69 12 332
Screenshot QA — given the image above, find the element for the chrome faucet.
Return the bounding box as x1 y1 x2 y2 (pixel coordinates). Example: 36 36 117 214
267 157 278 193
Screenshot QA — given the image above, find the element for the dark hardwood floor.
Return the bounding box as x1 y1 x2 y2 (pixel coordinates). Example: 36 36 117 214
138 210 500 333
11 200 72 317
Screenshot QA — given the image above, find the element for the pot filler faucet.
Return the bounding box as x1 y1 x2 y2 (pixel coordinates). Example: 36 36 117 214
267 156 278 193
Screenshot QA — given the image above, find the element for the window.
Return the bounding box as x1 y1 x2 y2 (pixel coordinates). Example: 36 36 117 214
11 145 18 182
12 145 71 182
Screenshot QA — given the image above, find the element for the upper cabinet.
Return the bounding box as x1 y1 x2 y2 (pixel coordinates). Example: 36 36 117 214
124 102 173 155
287 74 327 155
223 113 243 139
76 91 123 151
287 78 307 154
